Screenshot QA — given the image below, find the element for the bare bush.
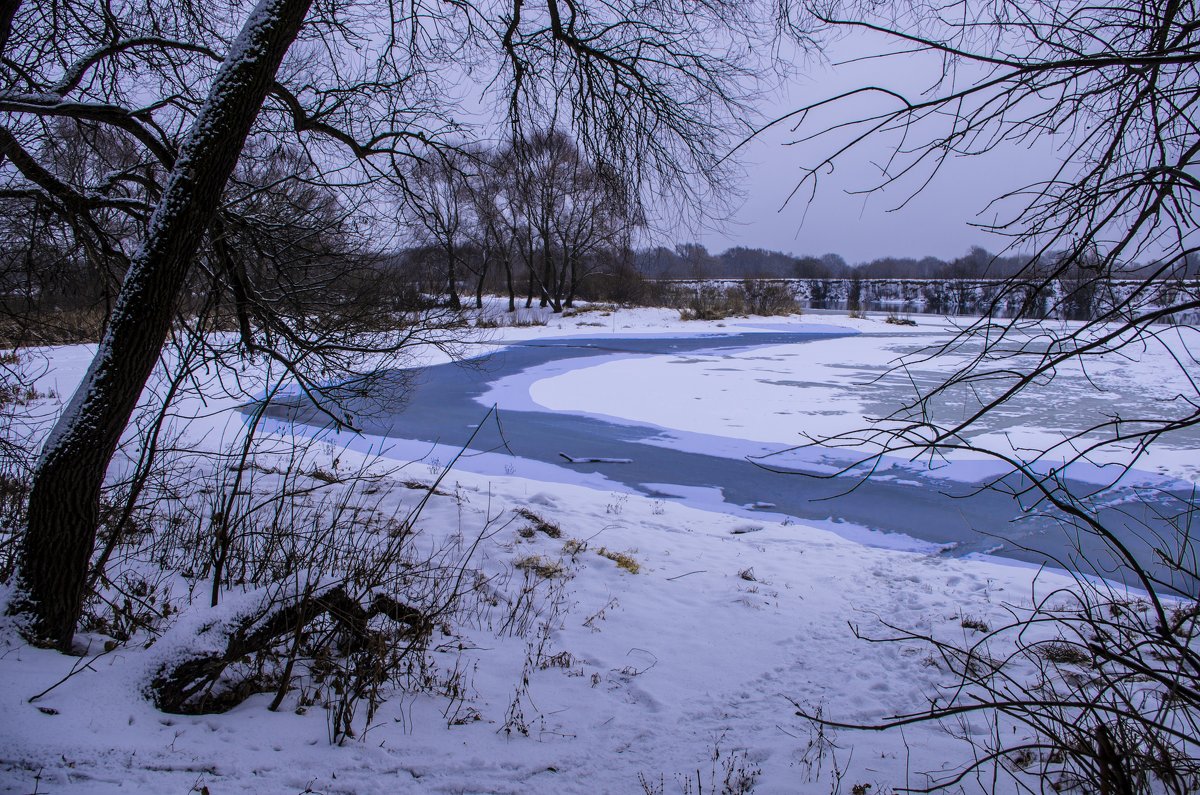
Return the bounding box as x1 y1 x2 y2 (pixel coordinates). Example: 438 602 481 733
645 279 799 319
77 438 495 747
795 559 1199 792
740 279 799 316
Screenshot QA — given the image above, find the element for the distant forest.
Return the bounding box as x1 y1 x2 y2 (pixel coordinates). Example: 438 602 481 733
8 229 1198 348
633 243 1200 282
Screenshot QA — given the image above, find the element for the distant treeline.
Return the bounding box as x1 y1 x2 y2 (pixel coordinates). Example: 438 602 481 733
634 244 1200 281
313 240 1200 320
8 225 1197 347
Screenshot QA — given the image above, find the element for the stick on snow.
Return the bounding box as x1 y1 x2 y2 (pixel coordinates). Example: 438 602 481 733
558 452 633 464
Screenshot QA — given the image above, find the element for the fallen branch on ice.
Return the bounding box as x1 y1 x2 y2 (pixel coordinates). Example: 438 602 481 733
559 452 633 464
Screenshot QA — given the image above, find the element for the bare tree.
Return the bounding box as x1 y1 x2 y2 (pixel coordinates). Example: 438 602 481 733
460 144 511 310
552 142 640 308
505 129 572 311
495 129 636 311
402 149 470 309
772 0 1200 790
2 0 774 649
11 0 317 650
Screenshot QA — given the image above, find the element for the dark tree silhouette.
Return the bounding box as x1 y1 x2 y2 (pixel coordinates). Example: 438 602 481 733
1 0 776 649
15 0 316 649
772 0 1200 789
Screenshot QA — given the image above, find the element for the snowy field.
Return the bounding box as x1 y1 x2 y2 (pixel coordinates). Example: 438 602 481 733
0 304 1192 794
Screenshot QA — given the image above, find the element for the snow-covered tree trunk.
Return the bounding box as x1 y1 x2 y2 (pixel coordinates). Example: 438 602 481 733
17 0 314 650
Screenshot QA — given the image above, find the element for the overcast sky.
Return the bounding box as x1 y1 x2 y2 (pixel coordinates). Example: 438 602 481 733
695 128 1054 264
687 35 1064 264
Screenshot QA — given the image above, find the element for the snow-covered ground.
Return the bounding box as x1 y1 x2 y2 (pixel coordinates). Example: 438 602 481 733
0 304 1189 794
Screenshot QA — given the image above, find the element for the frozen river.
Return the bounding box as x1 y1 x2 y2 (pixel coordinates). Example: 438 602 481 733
264 328 1198 594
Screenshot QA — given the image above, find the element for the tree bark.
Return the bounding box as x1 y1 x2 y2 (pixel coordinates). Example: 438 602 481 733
17 0 315 650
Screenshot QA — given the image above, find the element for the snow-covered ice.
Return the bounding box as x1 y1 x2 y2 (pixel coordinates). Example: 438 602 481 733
0 305 1190 794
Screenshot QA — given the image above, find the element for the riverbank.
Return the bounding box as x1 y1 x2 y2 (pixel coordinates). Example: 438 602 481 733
0 303 1188 793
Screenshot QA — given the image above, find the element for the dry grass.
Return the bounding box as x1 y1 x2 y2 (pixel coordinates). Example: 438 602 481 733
597 547 640 574
0 307 107 346
513 554 567 579
514 507 561 538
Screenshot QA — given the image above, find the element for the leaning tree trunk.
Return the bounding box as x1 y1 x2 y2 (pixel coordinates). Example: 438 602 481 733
17 0 314 650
